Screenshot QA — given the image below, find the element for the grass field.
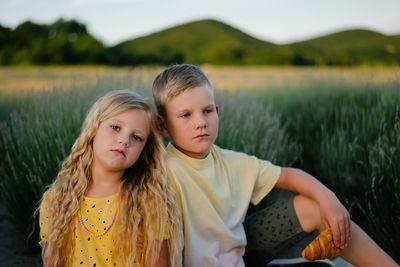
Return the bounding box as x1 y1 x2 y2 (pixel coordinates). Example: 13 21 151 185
1 66 399 94
0 66 399 262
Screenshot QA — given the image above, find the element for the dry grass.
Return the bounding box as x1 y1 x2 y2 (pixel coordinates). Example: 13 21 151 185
202 65 400 91
0 66 160 96
1 66 399 96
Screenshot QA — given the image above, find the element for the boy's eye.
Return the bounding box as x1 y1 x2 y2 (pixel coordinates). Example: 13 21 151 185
205 109 213 113
181 113 190 118
111 125 120 131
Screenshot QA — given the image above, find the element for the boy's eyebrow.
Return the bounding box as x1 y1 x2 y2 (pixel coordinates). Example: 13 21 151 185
204 104 216 109
175 104 216 114
176 109 189 114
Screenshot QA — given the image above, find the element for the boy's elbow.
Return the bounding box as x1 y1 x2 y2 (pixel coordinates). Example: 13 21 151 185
275 167 303 190
275 168 290 189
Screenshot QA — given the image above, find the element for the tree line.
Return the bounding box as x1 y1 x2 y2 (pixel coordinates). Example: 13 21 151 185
1 19 399 66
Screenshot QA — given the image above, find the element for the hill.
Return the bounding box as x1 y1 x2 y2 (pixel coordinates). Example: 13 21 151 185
112 20 400 66
109 19 288 65
1 18 399 66
287 29 400 65
111 20 400 66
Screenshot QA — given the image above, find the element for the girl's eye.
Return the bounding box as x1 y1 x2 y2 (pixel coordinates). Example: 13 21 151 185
132 135 143 142
111 125 120 131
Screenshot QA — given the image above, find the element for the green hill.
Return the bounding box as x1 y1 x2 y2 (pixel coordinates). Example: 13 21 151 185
1 18 399 66
109 19 292 65
287 29 400 65
112 20 400 66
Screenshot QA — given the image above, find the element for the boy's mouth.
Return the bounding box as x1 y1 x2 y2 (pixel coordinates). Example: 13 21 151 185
111 149 126 157
194 134 209 139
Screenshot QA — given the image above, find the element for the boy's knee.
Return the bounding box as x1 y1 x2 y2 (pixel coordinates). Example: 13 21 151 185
293 195 323 233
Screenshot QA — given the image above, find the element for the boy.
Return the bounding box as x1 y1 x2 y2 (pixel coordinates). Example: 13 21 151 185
152 64 398 267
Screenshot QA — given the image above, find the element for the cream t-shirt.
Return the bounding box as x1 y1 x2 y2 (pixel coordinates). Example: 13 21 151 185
166 144 281 267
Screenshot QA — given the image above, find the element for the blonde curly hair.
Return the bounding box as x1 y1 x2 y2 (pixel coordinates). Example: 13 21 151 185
39 90 182 266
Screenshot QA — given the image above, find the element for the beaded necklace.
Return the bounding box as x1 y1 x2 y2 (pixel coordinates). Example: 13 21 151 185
78 209 117 238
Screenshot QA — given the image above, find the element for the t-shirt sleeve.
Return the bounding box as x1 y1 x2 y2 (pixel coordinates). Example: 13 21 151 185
149 215 170 240
250 159 281 205
39 193 51 246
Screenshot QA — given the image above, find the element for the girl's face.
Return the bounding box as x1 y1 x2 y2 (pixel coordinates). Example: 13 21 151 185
92 108 150 174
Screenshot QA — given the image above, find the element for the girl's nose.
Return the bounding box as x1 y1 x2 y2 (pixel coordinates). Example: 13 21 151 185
119 139 129 147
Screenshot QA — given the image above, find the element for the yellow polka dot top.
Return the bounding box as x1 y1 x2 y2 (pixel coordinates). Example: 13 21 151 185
40 192 169 267
40 192 120 266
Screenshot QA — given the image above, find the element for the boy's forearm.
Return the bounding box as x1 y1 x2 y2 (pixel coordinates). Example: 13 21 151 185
276 167 335 202
277 168 352 250
146 240 169 267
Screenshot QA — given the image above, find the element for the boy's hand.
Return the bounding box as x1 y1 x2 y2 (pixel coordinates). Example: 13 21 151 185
276 168 351 249
318 191 351 249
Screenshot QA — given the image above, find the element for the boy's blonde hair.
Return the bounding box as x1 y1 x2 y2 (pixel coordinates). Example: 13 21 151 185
152 64 212 117
39 90 182 266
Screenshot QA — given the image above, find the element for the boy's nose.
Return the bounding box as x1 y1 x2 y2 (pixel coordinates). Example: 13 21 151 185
193 115 207 128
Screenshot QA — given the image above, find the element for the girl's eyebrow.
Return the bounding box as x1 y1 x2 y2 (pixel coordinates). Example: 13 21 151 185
131 128 147 136
107 119 147 136
107 118 122 124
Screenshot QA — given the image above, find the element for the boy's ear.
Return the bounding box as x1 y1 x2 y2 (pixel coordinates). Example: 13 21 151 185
156 115 170 138
215 104 219 115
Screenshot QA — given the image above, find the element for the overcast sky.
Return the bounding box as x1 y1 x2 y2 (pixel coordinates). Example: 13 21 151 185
1 0 399 46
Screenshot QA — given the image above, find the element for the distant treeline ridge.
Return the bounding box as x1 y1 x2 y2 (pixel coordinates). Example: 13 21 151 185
0 18 399 66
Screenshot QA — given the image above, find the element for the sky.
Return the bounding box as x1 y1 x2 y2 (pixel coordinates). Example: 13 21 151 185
1 0 400 46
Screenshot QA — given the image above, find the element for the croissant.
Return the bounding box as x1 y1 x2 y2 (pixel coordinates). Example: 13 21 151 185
302 228 342 260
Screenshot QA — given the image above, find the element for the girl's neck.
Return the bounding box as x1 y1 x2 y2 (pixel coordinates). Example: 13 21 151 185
86 166 123 198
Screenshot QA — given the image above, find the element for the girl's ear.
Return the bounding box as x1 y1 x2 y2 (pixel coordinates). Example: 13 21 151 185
156 115 170 138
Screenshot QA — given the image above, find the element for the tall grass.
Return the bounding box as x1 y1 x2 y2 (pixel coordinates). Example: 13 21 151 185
216 91 300 166
357 110 400 256
252 83 400 261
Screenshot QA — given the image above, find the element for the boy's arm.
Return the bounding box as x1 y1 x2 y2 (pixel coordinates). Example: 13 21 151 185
145 240 169 267
275 167 351 249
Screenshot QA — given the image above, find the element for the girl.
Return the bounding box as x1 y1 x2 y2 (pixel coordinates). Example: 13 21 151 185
38 90 182 267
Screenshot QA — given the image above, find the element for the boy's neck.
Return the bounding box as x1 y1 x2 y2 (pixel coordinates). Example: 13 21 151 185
172 142 212 159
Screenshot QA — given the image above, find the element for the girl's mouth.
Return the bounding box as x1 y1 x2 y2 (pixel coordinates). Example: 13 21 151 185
112 149 126 157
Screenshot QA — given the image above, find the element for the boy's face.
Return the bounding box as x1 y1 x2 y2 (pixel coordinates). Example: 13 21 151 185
161 84 219 159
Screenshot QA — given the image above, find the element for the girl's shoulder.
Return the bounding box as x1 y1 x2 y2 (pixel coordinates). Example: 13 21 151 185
43 188 56 199
40 188 58 207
